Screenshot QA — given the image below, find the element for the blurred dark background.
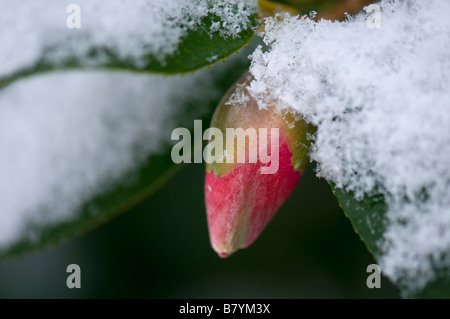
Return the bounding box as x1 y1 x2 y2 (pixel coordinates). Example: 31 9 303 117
0 162 399 298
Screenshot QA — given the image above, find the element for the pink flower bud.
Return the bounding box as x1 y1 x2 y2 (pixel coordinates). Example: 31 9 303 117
204 73 313 257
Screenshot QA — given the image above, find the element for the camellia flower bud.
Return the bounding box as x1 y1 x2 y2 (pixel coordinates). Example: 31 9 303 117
204 73 313 257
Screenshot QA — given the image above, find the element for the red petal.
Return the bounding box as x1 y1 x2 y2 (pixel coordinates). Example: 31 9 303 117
205 139 300 257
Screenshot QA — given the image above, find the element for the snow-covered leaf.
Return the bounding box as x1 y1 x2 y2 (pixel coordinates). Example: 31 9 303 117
0 0 257 89
0 40 255 260
246 0 450 297
333 187 450 298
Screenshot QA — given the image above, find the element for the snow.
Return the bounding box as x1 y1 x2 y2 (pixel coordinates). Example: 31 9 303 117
0 66 228 246
247 0 450 294
0 0 256 76
0 0 256 248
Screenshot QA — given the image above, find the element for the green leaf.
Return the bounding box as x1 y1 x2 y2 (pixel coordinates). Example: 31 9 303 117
0 10 257 90
332 185 450 298
0 40 258 261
